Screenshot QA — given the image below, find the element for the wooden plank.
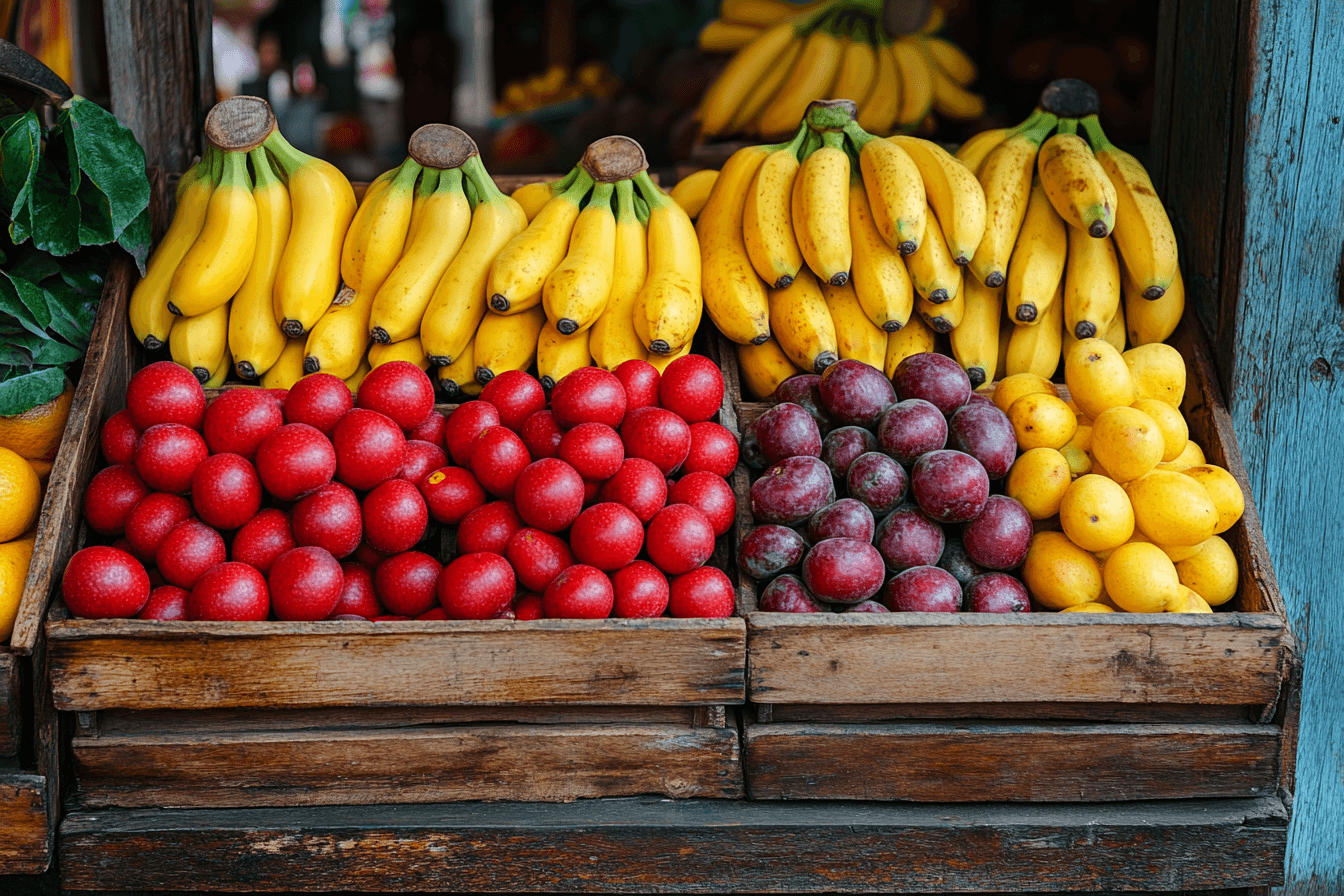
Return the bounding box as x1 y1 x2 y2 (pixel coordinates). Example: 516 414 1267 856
73 725 743 809
55 796 1289 892
743 721 1280 801
0 654 18 758
763 701 1253 724
0 774 50 875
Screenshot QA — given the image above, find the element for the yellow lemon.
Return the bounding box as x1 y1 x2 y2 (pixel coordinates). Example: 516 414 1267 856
1059 474 1135 552
1088 452 1112 480
0 448 42 543
1175 535 1238 607
1059 442 1092 478
1157 438 1205 472
1131 398 1188 462
0 379 73 461
1100 529 1203 563
1065 337 1136 421
1008 393 1077 451
1006 448 1072 519
1021 531 1103 609
1181 464 1244 534
0 535 35 642
1102 542 1180 613
1127 470 1219 546
1070 422 1093 453
1091 406 1164 483
992 372 1058 414
1060 601 1115 613
1167 586 1212 613
1123 343 1186 408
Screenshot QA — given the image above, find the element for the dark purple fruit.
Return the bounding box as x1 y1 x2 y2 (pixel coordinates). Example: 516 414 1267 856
962 495 1033 570
938 538 987 586
910 450 990 523
755 402 822 462
774 375 837 435
801 537 885 604
949 403 1017 480
821 426 878 482
818 359 896 427
964 573 1031 613
892 352 971 415
877 399 947 465
873 504 946 572
759 574 827 613
844 600 890 613
846 452 908 515
807 498 875 543
750 456 836 525
738 525 808 580
883 565 962 612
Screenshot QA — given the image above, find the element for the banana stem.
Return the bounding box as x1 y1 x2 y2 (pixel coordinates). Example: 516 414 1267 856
821 129 846 151
219 149 248 190
1078 114 1114 151
806 100 859 131
632 169 671 210
633 191 650 226
1056 118 1078 136
561 167 596 205
585 180 615 212
462 155 506 205
615 178 637 223
209 144 225 183
771 122 810 160
552 166 581 194
1021 112 1060 146
261 127 313 178
416 167 441 199
391 155 423 190
249 146 280 190
799 128 823 161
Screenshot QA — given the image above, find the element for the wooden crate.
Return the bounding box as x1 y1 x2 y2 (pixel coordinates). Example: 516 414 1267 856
722 322 1297 814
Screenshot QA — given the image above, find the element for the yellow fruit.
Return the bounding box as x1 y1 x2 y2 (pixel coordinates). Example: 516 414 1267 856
1008 393 1077 451
1158 438 1206 472
1064 337 1136 421
1175 535 1238 607
883 314 936 378
1090 406 1164 483
1127 470 1219 546
1059 442 1092 478
0 534 35 641
1107 529 1203 564
992 373 1057 414
1102 542 1180 613
1060 602 1114 614
1129 398 1187 463
0 379 73 461
260 338 310 390
1070 422 1093 453
511 180 556 222
669 169 719 220
1123 343 1185 408
0 448 42 543
1021 531 1103 609
1167 586 1212 613
1059 474 1134 552
1181 464 1244 534
1006 448 1071 520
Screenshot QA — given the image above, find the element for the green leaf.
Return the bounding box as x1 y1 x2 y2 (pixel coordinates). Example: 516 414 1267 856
0 340 35 369
42 276 97 348
3 244 61 285
117 205 150 271
77 179 114 245
1 112 41 243
61 97 149 242
0 366 65 415
30 155 81 256
31 339 83 366
0 270 51 337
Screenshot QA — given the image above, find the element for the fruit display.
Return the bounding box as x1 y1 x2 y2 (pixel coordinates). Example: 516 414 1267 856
0 446 42 642
61 355 738 622
698 0 983 141
493 62 620 118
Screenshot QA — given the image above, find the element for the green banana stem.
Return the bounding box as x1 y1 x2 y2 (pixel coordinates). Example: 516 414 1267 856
633 170 672 210
441 167 469 210
416 167 441 200
552 166 581 195
841 119 879 151
261 128 314 177
799 5 840 36
1022 112 1060 146
771 122 810 160
218 149 248 190
799 128 823 161
462 155 506 204
1056 118 1079 136
249 146 281 191
806 100 858 132
585 180 615 212
561 167 596 205
615 178 637 223
820 129 846 152
391 155 423 189
209 144 224 183
1078 115 1114 151
633 191 651 226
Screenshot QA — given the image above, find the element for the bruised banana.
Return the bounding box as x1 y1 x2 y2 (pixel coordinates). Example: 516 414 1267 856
847 119 925 255
970 111 1056 289
1037 120 1116 238
889 135 985 266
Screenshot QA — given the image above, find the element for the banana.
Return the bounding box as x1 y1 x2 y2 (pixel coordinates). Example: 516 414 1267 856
743 127 807 289
229 147 291 380
670 169 719 220
167 150 257 318
726 30 805 135
544 180 617 335
267 129 357 337
1125 265 1184 347
304 287 374 379
955 127 1009 176
890 39 934 128
889 136 986 266
202 349 231 389
512 180 555 222
930 62 986 119
368 336 429 370
1103 298 1127 353
701 142 774 345
1081 115 1178 299
923 36 976 85
343 357 372 394
370 167 472 344
1063 229 1121 340
1005 178 1067 325
404 168 440 246
793 127 852 285
756 19 845 140
175 146 215 205
436 337 479 401
589 180 650 369
699 19 764 52
884 312 935 378
699 21 799 138
537 319 592 389
823 280 886 368
488 169 592 314
832 19 878 107
1006 278 1063 378
421 159 529 365
474 306 545 384
916 272 963 333
354 167 396 210
949 278 1003 387
648 339 694 374
768 268 837 374
341 156 419 292
633 171 702 355
846 120 925 255
130 148 218 350
260 338 308 390
856 33 901 135
847 175 913 332
970 111 1057 288
1037 120 1116 237
905 206 960 303
169 302 230 384
994 314 1012 381
737 337 803 399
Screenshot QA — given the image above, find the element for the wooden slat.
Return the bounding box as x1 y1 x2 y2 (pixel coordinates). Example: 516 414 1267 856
0 654 18 758
0 773 50 875
744 721 1280 801
56 796 1289 892
762 701 1253 724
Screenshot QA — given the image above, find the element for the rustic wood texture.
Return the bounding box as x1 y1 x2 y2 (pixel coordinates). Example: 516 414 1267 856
0 773 48 874
55 796 1288 892
743 720 1280 801
761 701 1254 724
0 653 18 758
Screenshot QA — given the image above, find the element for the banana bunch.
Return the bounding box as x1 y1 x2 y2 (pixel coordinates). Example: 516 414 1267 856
697 0 982 142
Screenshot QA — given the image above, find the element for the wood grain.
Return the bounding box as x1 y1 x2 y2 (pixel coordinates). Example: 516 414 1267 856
0 653 18 758
0 773 49 874
55 796 1288 892
744 720 1280 801
760 701 1254 724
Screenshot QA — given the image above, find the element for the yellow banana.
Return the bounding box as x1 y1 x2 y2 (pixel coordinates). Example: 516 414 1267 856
995 315 1012 381
726 31 805 135
474 306 545 384
1037 122 1116 238
537 319 593 389
905 206 960 303
949 278 1003 387
856 33 900 136
930 62 986 119
260 338 309 390
890 135 986 265
916 271 964 333
832 20 878 107
130 148 217 350
884 312 935 378
699 19 764 52
169 302 230 384
699 21 799 138
1006 279 1063 378
1063 229 1121 340
174 147 215 205
403 168 440 247
891 39 934 128
341 156 419 292
847 175 913 331
1104 299 1127 354
368 336 429 370
823 280 886 368
511 171 574 223
589 181 650 369
633 171 702 355
669 169 719 220
354 168 395 212
955 127 1009 176
229 147 291 380
543 180 616 335
422 159 529 365
793 126 852 285
304 287 374 379
167 150 256 318
923 36 976 85
267 129 357 337
343 357 372 394
720 0 825 27
202 349 231 389
738 337 803 399
768 268 837 374
970 111 1057 288
488 169 592 314
370 166 472 344
1125 265 1184 347
648 340 694 374
743 127 807 289
1081 115 1178 299
700 142 773 345
756 21 845 140
437 336 480 401
847 120 925 254
1006 179 1067 325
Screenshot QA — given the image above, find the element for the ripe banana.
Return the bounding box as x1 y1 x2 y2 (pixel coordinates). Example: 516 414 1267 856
404 168 440 246
1005 179 1066 325
954 127 1009 176
1081 115 1178 299
202 349 231 389
368 336 429 370
923 36 976 85
474 306 545 384
537 319 593 389
855 34 901 135
743 126 807 290
342 156 419 292
737 337 802 399
756 20 845 140
916 271 963 332
169 302 230 384
267 129 357 337
343 357 372 394
649 340 694 374
970 111 1057 288
949 278 1003 387
884 312 935 378
633 171 702 355
544 180 617 335
930 61 986 119
369 166 472 344
831 20 878 107
793 128 852 285
304 287 374 379
437 336 479 401
167 149 257 318
1063 229 1120 340
488 169 592 314
727 30 805 135
1103 299 1127 354
1006 278 1063 378
891 39 934 127
847 176 913 333
994 315 1012 381
847 121 926 255
889 135 986 265
905 206 960 303
229 147 291 380
700 143 773 345
823 280 886 368
699 21 798 138
260 338 308 390
670 169 719 220
589 180 650 369
699 19 765 52
1125 265 1184 347
511 169 576 223
1037 121 1116 237
768 268 837 374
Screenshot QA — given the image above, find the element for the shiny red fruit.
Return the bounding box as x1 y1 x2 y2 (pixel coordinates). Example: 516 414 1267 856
668 472 735 537
203 388 284 459
480 369 547 431
669 566 734 618
361 479 428 554
62 546 150 619
155 520 226 589
519 410 563 459
620 407 690 475
268 547 343 621
255 423 337 501
599 458 667 523
231 509 297 574
134 423 209 494
469 426 531 498
646 504 715 575
542 564 614 619
570 502 644 570
126 361 206 430
283 373 354 437
444 401 500 466
356 360 436 431
610 560 669 618
437 552 515 620
613 359 660 413
331 562 381 619
398 440 448 487
187 561 270 621
550 367 626 428
658 355 724 423
292 482 363 558
408 411 447 448
457 501 522 554
374 551 441 616
514 593 545 620
513 458 585 532
124 492 193 562
332 409 407 491
138 585 188 620
421 467 487 524
683 422 739 478
558 422 625 481
505 527 574 592
100 410 141 466
191 453 263 530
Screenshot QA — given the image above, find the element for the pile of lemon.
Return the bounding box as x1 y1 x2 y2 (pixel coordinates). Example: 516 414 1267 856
992 339 1242 614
